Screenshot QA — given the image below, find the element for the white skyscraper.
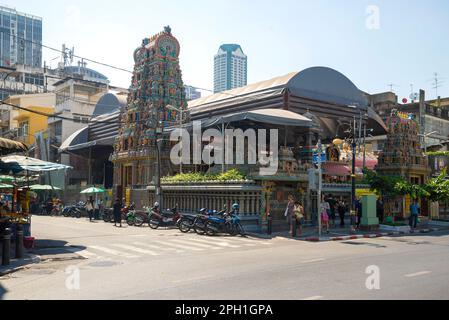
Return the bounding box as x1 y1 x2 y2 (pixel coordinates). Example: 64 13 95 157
214 44 247 93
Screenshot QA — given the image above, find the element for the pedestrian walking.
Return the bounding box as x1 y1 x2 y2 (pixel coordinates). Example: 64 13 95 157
326 194 337 228
284 194 296 235
409 199 420 230
355 197 362 229
293 201 305 237
86 197 94 222
376 198 384 224
338 200 346 227
113 198 122 227
320 197 330 234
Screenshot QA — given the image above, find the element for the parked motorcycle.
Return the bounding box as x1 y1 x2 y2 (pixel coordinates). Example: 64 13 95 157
148 206 181 230
62 205 82 218
205 204 245 236
178 208 209 234
102 208 114 223
127 210 146 227
185 208 227 235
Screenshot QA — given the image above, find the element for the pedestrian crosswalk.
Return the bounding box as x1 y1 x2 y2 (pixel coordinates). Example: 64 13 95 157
68 236 273 261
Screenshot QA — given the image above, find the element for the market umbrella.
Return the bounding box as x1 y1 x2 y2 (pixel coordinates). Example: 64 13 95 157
80 187 106 194
0 175 14 182
0 183 14 189
30 185 62 191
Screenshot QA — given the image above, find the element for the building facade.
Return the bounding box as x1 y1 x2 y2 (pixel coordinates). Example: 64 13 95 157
184 85 201 101
7 93 55 146
0 5 42 68
213 44 247 93
48 75 110 188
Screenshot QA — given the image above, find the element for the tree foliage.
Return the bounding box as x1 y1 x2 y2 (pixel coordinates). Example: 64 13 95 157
364 169 449 202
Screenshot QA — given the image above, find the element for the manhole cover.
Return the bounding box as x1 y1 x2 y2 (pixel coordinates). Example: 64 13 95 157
88 261 120 268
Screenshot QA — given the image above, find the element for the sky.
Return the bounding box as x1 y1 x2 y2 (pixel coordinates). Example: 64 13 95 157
3 0 449 100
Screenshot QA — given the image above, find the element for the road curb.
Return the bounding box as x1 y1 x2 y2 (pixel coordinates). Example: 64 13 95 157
303 227 448 242
0 254 41 277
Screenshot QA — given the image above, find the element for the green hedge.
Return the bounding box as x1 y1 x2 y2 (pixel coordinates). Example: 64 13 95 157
161 169 247 183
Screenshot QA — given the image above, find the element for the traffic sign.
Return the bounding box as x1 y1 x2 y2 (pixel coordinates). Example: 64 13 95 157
313 153 326 164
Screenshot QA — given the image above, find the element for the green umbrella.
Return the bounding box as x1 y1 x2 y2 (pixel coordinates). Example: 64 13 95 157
0 175 14 182
80 187 106 194
30 184 62 191
0 183 14 189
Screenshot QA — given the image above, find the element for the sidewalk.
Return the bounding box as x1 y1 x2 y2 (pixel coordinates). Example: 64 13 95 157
0 245 41 276
248 221 449 242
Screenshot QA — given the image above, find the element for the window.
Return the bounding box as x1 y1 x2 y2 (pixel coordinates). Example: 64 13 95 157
19 121 29 137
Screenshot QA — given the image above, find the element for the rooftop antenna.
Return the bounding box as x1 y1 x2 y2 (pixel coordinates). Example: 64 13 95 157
429 72 445 99
388 83 399 93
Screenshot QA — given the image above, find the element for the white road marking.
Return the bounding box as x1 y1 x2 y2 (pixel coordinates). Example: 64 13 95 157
153 241 204 251
404 271 432 278
66 247 100 259
302 258 326 264
302 296 324 301
227 237 272 246
89 245 139 259
133 242 184 254
111 244 160 256
170 239 222 250
188 238 240 248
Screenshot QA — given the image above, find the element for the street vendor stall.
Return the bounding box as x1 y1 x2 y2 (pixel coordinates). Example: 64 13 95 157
0 155 72 240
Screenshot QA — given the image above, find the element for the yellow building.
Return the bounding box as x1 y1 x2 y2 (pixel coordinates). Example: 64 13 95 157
8 93 55 146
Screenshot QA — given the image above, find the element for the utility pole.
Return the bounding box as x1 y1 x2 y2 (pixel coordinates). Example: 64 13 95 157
351 116 357 232
317 139 323 238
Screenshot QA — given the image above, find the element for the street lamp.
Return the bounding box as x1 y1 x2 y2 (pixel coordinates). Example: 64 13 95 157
166 104 184 174
155 124 163 210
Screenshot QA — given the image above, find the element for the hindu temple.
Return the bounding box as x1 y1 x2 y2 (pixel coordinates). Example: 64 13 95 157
112 26 188 201
376 110 431 219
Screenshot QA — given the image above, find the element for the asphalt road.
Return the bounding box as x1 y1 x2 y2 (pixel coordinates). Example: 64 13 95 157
1 216 449 300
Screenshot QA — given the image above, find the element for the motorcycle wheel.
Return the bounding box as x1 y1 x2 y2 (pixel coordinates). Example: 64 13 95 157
127 217 135 226
134 215 145 227
178 219 192 233
149 218 160 229
103 214 110 223
236 223 245 236
227 223 238 236
194 222 206 235
205 221 217 236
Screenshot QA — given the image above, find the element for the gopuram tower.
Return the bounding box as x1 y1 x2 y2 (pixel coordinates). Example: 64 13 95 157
112 26 188 202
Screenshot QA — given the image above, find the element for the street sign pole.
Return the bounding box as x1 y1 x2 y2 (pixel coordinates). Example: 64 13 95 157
317 140 322 238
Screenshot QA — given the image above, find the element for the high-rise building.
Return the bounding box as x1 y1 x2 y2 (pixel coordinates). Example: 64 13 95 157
184 85 201 101
0 5 42 68
214 44 247 93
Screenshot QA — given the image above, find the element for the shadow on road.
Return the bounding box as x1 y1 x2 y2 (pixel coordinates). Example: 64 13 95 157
0 283 7 300
29 239 87 259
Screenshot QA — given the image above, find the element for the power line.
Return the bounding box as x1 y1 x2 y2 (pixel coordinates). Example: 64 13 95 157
0 30 133 74
0 100 121 125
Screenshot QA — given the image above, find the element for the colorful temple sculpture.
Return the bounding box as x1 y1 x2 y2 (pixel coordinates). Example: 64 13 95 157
112 26 188 201
375 110 431 219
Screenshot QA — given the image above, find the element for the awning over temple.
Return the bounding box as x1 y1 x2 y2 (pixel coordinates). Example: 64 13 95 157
201 109 313 128
188 66 388 139
322 163 351 176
